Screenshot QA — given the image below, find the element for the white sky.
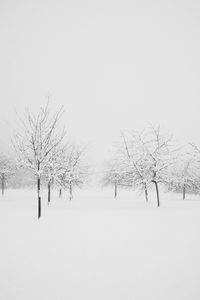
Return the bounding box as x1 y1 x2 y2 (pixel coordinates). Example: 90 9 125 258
0 0 200 163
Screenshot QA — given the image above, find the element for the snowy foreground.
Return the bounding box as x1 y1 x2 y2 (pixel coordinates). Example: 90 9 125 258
0 188 200 300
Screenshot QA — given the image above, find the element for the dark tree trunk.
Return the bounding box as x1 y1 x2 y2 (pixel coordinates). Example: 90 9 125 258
144 184 148 202
38 196 41 219
37 175 41 219
59 188 62 198
183 184 186 200
154 181 160 207
48 181 51 205
1 174 5 197
69 182 72 200
114 182 117 198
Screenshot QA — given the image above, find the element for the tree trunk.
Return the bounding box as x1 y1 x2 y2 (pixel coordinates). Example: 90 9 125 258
1 174 5 197
183 184 186 200
154 181 160 207
59 188 62 198
37 175 41 219
144 184 148 202
48 181 51 205
38 196 41 219
69 182 72 200
114 182 117 198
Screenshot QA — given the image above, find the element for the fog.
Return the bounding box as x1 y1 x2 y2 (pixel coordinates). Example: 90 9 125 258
0 0 200 163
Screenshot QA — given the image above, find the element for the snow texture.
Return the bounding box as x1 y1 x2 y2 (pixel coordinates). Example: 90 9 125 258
0 188 200 300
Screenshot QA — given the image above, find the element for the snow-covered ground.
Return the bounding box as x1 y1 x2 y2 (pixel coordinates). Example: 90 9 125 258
0 188 200 300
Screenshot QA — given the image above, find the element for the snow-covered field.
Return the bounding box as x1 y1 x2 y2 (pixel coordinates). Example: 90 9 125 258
0 188 200 300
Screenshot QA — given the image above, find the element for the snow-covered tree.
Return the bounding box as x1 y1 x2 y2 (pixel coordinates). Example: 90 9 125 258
187 143 200 193
13 102 65 218
120 131 152 202
43 145 67 204
102 159 127 198
167 149 199 199
119 125 175 206
0 154 16 196
102 130 152 201
140 125 175 206
57 144 89 200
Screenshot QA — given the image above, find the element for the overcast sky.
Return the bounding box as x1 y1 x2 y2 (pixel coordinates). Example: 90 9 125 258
0 0 200 163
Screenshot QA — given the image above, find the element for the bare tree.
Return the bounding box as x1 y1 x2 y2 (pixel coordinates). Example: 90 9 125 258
187 143 200 194
43 145 67 205
120 131 151 202
167 148 199 199
57 144 89 200
120 126 175 206
13 102 65 218
102 159 126 198
0 154 16 196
